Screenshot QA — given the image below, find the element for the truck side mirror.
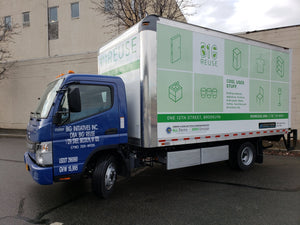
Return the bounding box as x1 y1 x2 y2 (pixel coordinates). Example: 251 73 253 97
53 113 62 125
68 87 81 113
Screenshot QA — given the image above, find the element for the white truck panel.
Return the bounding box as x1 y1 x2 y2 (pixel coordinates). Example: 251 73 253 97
167 149 201 170
98 24 142 145
155 18 291 147
167 145 229 170
98 16 291 148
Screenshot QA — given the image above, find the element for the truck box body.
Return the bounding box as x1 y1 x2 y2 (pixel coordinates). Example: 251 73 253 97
98 16 291 149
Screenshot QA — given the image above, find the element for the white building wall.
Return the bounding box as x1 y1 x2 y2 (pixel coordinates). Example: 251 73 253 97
0 0 116 129
0 0 49 60
0 52 97 129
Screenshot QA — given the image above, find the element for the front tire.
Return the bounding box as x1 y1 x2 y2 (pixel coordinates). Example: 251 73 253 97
92 155 117 199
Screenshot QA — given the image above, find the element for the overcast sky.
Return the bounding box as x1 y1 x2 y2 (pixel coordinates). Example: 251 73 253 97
185 0 300 33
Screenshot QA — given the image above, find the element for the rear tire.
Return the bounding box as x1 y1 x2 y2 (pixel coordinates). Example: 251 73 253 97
92 155 117 199
229 142 256 171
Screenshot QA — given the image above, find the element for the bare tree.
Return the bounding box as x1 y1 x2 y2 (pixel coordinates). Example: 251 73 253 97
0 17 18 79
91 0 195 31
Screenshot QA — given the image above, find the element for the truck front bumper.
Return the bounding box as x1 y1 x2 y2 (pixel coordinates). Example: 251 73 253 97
24 152 53 185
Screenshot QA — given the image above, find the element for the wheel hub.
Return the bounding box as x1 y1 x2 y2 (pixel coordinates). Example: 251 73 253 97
105 163 116 190
241 147 254 166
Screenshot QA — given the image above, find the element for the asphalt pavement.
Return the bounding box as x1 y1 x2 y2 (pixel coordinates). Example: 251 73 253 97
0 136 300 225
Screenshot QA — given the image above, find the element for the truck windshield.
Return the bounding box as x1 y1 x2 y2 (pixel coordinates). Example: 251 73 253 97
34 79 63 119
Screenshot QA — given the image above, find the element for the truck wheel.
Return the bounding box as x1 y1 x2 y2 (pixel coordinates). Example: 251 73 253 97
237 142 256 170
92 155 117 199
229 142 256 171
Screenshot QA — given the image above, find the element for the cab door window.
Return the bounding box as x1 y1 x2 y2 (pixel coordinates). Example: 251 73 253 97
60 84 112 124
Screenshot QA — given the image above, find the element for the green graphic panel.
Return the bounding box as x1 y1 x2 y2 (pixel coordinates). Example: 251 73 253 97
271 50 289 82
225 40 248 77
157 24 193 71
157 70 193 112
249 80 270 112
271 82 289 111
102 60 140 76
194 74 223 112
249 46 270 80
158 113 288 122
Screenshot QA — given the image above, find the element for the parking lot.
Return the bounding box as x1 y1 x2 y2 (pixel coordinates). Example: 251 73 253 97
0 137 300 225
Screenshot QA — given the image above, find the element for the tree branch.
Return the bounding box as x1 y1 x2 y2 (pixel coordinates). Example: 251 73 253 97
90 0 194 32
0 18 19 78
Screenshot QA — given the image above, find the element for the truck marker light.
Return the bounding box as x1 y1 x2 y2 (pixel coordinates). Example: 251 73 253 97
276 130 280 133
241 133 246 136
56 73 65 79
224 134 230 137
68 70 75 74
195 137 201 140
205 136 211 139
184 138 190 140
26 164 30 171
59 177 71 181
159 140 166 142
249 132 253 135
215 135 220 138
256 131 261 134
264 131 268 133
233 134 238 136
172 139 178 142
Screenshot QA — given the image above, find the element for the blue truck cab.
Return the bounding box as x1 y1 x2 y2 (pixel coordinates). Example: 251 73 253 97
24 73 128 198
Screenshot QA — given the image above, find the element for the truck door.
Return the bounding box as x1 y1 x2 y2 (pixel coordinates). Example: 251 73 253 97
52 82 120 178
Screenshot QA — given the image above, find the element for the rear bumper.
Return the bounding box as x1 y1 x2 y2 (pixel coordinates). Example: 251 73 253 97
24 152 53 185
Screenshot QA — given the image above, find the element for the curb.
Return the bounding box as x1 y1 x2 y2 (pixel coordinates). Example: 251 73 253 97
0 129 27 139
0 134 26 138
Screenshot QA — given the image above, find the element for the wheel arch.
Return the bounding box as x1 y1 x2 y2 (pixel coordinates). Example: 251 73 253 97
83 144 129 178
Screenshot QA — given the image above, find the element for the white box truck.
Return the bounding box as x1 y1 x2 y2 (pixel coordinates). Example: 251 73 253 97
25 15 296 198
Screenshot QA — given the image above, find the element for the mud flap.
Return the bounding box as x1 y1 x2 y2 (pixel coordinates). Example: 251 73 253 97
256 138 263 164
283 129 297 151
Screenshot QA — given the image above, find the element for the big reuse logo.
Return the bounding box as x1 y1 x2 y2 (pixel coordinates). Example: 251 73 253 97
200 42 218 67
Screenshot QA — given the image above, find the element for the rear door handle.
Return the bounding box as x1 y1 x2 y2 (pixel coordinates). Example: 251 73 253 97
105 128 118 135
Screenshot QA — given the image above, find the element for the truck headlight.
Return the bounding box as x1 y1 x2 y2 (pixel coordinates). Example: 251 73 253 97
36 142 53 166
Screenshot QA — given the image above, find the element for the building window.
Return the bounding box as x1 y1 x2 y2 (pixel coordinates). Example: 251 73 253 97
4 16 12 30
48 7 58 23
48 7 58 40
105 0 113 11
71 2 79 18
23 12 30 27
